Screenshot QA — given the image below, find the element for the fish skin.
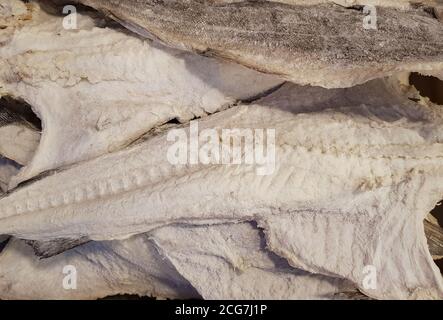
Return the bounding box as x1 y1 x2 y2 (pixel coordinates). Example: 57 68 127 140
0 107 24 128
0 97 41 131
425 219 443 258
25 236 91 259
75 0 443 88
0 235 10 253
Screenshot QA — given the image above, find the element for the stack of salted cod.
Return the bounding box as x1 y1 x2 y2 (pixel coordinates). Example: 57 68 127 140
0 0 443 299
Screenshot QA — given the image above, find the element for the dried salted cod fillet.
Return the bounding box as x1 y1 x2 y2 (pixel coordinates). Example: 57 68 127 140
0 78 442 299
260 202 443 300
229 1 443 9
0 2 282 188
150 222 356 299
76 0 443 88
54 0 443 9
0 236 199 300
255 80 443 299
0 78 440 238
27 215 443 259
0 223 355 300
0 78 441 241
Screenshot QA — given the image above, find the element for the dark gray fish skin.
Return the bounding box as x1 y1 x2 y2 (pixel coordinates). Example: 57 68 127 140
334 289 372 300
0 106 29 128
75 0 443 87
25 237 91 259
0 97 41 131
0 235 10 254
425 220 443 257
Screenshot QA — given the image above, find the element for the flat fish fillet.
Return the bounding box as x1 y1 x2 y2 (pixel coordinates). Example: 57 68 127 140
151 222 356 299
0 3 282 188
76 0 443 87
0 78 442 298
0 235 199 300
0 223 357 299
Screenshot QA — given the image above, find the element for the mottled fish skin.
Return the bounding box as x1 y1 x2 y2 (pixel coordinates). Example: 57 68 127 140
75 0 443 87
0 97 41 131
425 220 443 258
24 236 91 259
0 235 10 254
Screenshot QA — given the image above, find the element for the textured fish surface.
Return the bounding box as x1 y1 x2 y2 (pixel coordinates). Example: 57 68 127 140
0 0 442 300
0 223 357 299
425 220 443 258
150 222 357 299
76 0 443 87
25 236 91 259
0 3 282 188
0 235 199 299
0 77 442 299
